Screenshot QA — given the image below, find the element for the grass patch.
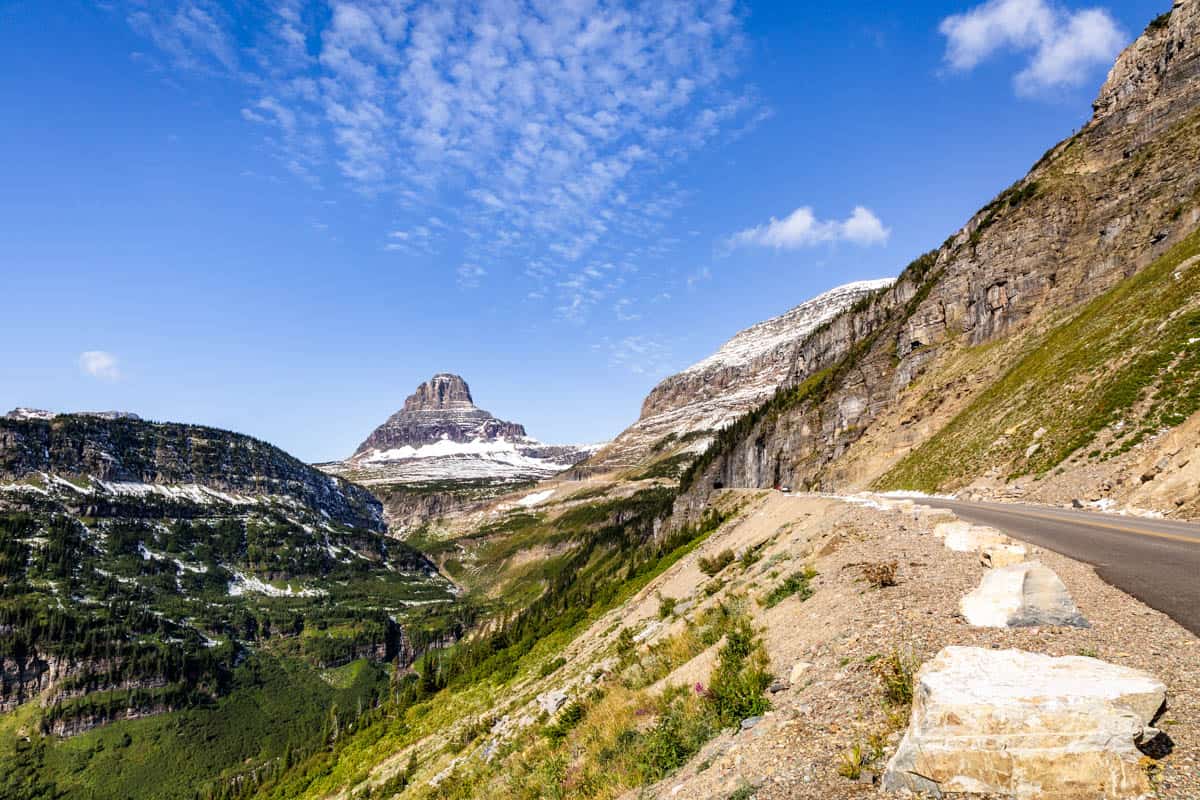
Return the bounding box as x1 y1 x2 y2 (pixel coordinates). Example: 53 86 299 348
760 568 816 608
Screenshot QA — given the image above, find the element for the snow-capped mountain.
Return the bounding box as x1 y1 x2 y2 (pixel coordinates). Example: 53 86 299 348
592 278 895 468
323 373 600 485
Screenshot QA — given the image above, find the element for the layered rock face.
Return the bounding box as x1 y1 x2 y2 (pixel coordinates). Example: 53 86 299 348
676 2 1200 509
324 375 599 524
591 279 893 469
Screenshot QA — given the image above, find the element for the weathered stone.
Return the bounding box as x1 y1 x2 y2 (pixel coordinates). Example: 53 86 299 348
788 661 813 684
536 689 568 716
883 646 1167 799
979 541 1027 569
936 522 1010 554
960 562 1088 628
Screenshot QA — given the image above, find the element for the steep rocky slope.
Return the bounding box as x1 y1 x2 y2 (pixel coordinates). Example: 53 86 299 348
677 1 1200 513
590 280 893 472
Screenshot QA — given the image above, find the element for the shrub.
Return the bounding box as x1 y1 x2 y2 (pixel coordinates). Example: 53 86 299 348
861 561 898 588
706 620 771 726
542 700 586 745
837 743 867 780
761 568 816 608
739 544 763 569
698 549 735 576
658 596 678 619
874 650 917 709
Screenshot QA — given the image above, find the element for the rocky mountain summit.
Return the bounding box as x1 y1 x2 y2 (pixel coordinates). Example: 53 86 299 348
324 373 598 486
591 279 893 470
352 374 527 456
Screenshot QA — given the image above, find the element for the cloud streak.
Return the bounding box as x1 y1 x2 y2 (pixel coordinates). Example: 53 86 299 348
728 206 890 250
79 351 121 381
940 0 1125 94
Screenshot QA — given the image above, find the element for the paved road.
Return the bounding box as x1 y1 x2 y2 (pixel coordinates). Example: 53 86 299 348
920 499 1200 637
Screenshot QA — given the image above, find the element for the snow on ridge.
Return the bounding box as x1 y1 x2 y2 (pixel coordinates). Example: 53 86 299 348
361 435 534 463
680 278 894 377
516 489 556 508
227 570 326 598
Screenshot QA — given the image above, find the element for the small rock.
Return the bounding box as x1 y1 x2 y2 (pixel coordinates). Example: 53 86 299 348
536 689 569 715
788 661 813 684
741 716 764 730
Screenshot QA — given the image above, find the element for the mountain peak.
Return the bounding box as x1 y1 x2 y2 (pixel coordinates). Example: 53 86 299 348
403 373 476 413
351 373 528 459
332 374 600 488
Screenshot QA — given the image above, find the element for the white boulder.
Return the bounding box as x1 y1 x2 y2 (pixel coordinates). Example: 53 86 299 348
960 561 1088 628
941 523 1010 553
980 541 1028 568
883 646 1167 799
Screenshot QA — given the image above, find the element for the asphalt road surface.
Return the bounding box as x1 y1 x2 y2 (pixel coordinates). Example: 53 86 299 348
920 499 1200 637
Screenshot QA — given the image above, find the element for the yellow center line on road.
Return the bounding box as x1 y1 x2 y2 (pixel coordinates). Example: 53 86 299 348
953 504 1200 547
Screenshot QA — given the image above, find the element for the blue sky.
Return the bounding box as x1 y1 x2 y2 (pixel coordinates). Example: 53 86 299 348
0 0 1166 461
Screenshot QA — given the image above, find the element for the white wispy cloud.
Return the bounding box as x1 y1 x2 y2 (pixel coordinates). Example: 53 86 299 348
79 351 121 381
126 0 240 75
600 335 674 376
940 0 1125 95
728 206 890 250
120 1 760 319
456 263 486 288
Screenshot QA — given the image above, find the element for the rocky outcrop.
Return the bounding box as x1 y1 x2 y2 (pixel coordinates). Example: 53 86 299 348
352 374 528 456
960 562 1089 628
323 374 599 504
590 280 893 470
884 646 1166 798
676 2 1200 513
0 414 383 531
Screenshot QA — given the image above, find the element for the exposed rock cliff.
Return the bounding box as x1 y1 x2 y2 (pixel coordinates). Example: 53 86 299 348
590 279 893 471
677 1 1200 512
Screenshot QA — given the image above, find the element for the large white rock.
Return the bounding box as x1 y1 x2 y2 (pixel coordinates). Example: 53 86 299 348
939 522 1011 553
980 541 1028 568
883 647 1166 799
960 561 1088 628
